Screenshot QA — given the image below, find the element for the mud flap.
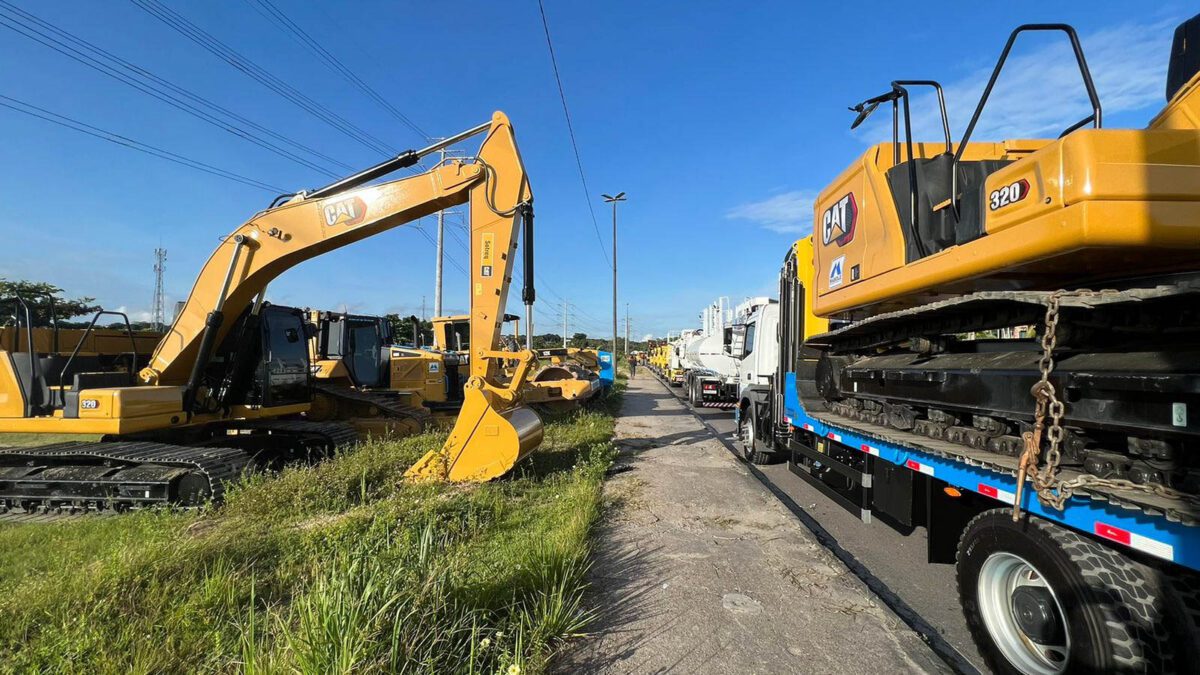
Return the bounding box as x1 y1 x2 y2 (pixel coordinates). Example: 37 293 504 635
405 387 544 482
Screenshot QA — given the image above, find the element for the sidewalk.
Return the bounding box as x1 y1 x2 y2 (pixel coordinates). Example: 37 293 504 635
555 373 946 674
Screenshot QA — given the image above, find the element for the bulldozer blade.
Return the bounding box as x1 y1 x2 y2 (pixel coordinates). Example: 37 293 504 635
405 387 543 482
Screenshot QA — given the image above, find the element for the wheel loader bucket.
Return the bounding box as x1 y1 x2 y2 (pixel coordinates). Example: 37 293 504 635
405 386 543 482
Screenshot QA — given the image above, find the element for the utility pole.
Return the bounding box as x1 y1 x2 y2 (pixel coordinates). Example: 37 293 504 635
151 247 167 331
602 192 626 357
562 301 568 348
421 296 426 322
433 147 446 317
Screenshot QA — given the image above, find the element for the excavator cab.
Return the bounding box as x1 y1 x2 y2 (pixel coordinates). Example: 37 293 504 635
310 311 390 389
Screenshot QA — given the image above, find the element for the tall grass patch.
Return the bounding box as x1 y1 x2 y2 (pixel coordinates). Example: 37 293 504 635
0 389 620 673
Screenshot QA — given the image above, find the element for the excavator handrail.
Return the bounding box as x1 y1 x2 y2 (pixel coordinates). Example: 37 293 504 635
56 309 139 406
951 24 1101 217
0 294 43 414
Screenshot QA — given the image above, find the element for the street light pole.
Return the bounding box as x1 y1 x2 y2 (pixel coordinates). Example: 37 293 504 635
602 192 626 358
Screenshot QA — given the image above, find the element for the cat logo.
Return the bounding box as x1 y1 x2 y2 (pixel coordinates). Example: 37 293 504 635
322 196 367 228
821 193 857 247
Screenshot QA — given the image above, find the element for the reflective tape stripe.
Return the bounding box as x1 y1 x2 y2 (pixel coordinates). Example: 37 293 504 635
859 443 880 457
1094 522 1175 561
976 483 1015 505
904 459 934 476
803 423 815 432
826 432 843 443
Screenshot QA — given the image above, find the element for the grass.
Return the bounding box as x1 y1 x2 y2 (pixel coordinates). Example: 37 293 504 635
0 385 622 674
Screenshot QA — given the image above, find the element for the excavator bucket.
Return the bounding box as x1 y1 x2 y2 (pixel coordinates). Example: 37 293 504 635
405 386 543 482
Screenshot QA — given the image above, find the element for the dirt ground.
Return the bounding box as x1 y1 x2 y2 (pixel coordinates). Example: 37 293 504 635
555 373 947 674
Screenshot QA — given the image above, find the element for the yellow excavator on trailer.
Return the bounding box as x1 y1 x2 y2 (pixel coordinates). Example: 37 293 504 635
0 112 542 514
809 23 1200 495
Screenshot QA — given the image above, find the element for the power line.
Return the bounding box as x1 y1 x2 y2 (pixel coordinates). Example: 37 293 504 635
536 0 611 269
0 93 285 192
412 224 469 275
132 0 396 157
243 0 430 141
0 1 344 177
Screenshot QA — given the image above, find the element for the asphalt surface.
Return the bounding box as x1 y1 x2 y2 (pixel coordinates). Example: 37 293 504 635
653 372 988 673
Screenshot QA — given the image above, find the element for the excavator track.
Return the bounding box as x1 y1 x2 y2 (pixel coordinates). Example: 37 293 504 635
808 281 1200 518
0 421 359 520
313 382 432 432
0 441 248 518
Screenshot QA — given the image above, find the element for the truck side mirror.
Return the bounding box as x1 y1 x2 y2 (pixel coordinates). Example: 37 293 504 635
729 325 746 358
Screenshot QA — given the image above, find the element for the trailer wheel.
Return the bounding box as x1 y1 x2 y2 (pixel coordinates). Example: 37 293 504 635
957 509 1192 674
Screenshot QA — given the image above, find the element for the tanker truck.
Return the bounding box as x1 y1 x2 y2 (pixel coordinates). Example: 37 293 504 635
679 298 742 407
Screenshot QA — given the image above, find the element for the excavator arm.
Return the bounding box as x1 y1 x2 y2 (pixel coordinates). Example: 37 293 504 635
143 111 541 481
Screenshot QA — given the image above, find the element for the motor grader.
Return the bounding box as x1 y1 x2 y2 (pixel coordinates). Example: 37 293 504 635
427 313 608 412
307 311 606 430
0 112 545 514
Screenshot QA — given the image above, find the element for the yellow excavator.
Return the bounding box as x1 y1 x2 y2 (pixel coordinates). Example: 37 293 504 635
809 23 1200 483
0 112 542 513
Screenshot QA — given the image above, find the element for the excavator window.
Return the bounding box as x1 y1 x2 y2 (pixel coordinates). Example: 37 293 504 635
347 320 385 387
443 322 470 353
260 307 311 407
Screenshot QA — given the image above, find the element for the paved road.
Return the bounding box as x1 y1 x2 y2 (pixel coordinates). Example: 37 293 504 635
660 377 987 673
557 374 948 674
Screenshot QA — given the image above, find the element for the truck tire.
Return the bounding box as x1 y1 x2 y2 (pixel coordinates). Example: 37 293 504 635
957 509 1197 674
688 379 700 406
738 403 775 465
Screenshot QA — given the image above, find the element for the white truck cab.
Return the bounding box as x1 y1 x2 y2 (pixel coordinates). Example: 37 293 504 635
728 297 780 462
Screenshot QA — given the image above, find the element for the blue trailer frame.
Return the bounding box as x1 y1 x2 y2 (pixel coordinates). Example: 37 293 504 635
783 372 1199 572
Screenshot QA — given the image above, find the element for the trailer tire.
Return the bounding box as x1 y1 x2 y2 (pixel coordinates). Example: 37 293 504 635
957 509 1193 674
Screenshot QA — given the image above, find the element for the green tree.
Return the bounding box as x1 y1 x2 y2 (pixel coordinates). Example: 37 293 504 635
0 279 101 327
385 313 433 346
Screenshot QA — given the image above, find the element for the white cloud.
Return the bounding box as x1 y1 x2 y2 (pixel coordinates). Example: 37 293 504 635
112 306 154 323
641 333 655 341
725 190 816 234
857 18 1177 145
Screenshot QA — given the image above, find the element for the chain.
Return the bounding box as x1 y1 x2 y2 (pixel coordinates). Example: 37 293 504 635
1013 291 1065 520
1013 290 1200 519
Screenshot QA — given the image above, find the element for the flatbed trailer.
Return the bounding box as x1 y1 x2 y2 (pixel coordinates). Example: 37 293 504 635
733 240 1200 673
781 374 1197 568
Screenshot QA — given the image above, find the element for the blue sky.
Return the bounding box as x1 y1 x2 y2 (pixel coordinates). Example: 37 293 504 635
0 1 1191 339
